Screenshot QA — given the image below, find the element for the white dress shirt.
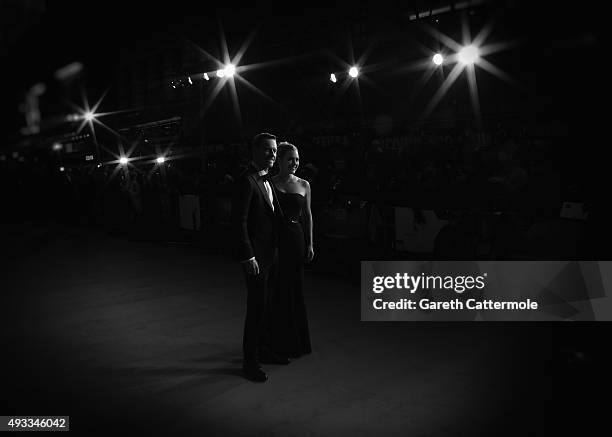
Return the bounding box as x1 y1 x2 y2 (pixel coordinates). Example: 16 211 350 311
257 168 274 212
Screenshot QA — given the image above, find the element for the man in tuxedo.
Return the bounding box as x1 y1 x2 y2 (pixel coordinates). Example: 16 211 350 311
232 132 290 382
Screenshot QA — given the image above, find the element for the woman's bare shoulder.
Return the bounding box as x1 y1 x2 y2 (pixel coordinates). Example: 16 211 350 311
296 177 310 188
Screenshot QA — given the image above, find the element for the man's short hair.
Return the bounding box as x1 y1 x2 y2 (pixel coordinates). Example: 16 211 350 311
252 132 277 150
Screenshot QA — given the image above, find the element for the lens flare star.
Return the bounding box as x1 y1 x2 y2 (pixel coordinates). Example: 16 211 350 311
458 45 480 65
419 17 520 124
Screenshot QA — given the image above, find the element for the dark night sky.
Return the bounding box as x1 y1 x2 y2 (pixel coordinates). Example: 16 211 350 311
3 2 359 86
1 2 362 135
0 1 602 141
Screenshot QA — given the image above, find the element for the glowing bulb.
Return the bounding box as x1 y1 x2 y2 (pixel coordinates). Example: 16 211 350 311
458 45 479 65
349 66 359 78
156 156 165 164
216 69 225 78
224 63 236 77
203 72 210 80
330 73 337 83
432 53 444 66
119 157 128 165
84 111 95 121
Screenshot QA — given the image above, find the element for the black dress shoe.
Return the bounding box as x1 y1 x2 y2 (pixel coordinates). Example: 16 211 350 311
242 365 268 382
258 350 290 365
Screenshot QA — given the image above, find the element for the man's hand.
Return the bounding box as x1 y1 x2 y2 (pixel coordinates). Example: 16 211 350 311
306 245 314 262
243 258 260 275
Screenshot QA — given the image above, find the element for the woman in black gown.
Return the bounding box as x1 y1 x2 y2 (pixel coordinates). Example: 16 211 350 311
270 142 314 358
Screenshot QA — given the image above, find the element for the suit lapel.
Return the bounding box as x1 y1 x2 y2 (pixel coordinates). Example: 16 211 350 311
269 181 285 220
249 173 274 211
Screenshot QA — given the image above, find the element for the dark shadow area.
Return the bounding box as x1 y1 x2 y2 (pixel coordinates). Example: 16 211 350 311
1 222 608 435
1 0 608 435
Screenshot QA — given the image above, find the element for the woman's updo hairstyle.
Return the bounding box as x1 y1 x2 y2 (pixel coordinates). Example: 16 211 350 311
277 142 298 159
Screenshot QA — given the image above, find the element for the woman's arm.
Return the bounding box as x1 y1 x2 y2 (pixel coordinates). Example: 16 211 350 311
304 179 314 262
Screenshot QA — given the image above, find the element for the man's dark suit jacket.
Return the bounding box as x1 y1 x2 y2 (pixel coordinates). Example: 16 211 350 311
231 164 280 270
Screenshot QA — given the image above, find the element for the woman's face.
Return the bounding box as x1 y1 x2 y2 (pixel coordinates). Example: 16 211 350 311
280 149 299 174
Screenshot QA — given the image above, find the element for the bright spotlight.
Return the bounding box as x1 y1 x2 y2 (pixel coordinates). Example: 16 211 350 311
458 45 479 65
330 73 337 83
224 63 236 77
432 53 444 66
156 156 165 164
203 72 210 80
52 143 63 151
84 111 95 121
59 166 65 172
348 66 359 78
119 157 128 165
216 69 225 78
187 76 193 85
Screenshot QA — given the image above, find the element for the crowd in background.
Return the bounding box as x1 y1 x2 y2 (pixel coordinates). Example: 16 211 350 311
203 122 570 215
0 119 600 269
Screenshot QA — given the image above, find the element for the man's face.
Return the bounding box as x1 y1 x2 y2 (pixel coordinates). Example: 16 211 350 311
253 139 277 170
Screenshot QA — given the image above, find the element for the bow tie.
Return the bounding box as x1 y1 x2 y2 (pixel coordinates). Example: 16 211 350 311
259 173 272 182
